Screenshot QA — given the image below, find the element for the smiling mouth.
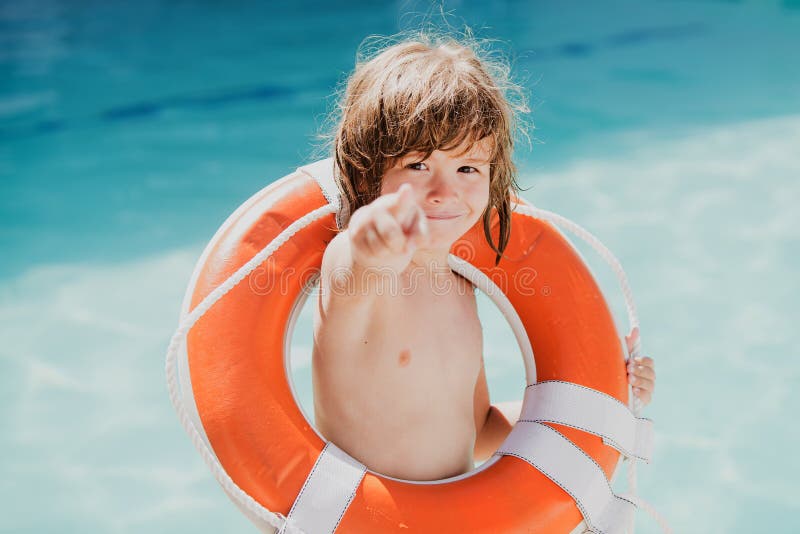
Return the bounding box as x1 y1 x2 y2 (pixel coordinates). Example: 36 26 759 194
425 213 465 220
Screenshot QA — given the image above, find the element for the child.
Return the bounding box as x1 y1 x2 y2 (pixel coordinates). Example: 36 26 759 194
311 33 656 482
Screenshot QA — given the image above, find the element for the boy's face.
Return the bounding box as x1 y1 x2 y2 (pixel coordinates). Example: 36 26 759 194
380 137 492 252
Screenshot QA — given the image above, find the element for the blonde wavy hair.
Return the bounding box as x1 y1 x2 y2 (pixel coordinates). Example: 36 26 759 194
319 30 530 265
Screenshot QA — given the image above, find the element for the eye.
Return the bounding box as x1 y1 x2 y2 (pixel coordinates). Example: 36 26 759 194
407 162 428 171
459 166 479 174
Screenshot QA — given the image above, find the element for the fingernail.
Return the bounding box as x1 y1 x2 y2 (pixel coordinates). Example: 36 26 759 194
629 376 636 385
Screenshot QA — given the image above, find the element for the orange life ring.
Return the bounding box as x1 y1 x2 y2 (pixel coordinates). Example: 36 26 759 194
174 159 647 534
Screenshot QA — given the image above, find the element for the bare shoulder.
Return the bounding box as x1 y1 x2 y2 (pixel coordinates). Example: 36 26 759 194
318 229 381 321
320 230 358 306
314 230 369 346
320 230 352 280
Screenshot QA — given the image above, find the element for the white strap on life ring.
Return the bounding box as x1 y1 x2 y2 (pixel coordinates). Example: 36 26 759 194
277 442 367 534
495 422 636 534
520 381 654 462
298 158 349 230
509 203 674 534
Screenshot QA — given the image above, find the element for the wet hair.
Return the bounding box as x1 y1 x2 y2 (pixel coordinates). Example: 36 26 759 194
319 29 530 265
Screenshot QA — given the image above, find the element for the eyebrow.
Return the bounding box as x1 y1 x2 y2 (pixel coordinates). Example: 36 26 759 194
402 152 490 164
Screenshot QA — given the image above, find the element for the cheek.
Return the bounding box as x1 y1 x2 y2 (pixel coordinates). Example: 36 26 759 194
379 171 403 196
472 181 491 209
472 186 491 225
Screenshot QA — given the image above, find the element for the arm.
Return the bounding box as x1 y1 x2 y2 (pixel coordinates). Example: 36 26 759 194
473 403 522 463
345 182 428 277
319 183 428 318
472 355 523 463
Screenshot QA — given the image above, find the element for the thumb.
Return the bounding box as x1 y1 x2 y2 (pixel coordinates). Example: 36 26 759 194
624 326 640 355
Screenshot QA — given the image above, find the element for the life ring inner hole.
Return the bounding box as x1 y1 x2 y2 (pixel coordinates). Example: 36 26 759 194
284 268 532 484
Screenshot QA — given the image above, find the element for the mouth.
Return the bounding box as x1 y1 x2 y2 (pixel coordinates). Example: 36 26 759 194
425 213 465 220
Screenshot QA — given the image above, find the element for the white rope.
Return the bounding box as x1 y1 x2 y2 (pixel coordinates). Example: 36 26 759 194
512 204 640 336
165 203 336 534
513 203 670 534
619 494 674 534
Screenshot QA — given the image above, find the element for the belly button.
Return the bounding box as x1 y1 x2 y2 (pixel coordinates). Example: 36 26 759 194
398 349 411 367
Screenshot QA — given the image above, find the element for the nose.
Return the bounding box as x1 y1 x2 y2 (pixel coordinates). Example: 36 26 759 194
425 171 458 205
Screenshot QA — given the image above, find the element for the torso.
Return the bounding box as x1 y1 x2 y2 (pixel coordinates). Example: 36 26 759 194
312 264 483 481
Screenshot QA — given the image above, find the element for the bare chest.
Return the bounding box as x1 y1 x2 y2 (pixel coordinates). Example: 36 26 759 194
376 290 483 387
313 280 484 422
311 277 483 479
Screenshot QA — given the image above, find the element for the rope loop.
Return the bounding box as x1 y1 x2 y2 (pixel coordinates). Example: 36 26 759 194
166 204 334 534
512 202 671 534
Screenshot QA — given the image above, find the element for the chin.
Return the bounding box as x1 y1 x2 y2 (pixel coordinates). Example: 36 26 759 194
430 236 464 252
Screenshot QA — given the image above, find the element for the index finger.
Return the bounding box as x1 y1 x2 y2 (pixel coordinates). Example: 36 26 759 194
388 184 421 233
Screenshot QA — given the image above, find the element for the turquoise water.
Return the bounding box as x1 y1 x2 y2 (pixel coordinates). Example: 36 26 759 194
2 1 799 532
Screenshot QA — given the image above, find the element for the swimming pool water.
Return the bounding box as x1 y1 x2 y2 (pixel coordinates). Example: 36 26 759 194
2 1 799 532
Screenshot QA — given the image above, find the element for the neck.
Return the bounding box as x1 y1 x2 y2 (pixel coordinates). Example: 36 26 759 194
409 247 451 273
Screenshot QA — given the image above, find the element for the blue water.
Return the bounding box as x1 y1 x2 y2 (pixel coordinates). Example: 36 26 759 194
2 1 799 532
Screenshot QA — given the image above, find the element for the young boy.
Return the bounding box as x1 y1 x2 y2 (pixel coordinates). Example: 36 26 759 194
311 36 655 482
